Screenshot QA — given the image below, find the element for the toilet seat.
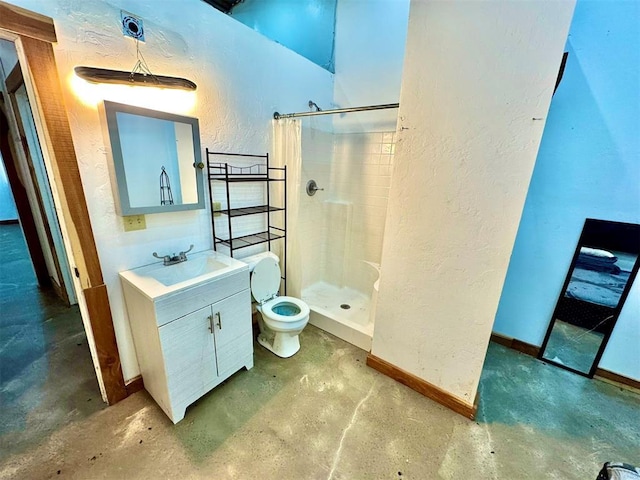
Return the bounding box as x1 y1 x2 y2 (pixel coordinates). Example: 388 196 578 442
246 253 310 358
250 256 282 304
261 296 310 325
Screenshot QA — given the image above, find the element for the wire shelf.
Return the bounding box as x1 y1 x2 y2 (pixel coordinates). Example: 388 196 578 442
214 231 285 250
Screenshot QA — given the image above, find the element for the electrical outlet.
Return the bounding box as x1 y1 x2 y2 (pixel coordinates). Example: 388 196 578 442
213 202 222 217
123 214 146 232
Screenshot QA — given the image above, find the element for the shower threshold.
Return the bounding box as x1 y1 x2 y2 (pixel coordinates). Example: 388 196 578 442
302 282 373 351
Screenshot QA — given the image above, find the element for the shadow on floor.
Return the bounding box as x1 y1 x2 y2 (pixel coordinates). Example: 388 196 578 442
478 342 639 469
0 224 103 461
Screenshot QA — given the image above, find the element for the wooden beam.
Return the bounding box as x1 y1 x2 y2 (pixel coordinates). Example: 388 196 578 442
84 284 127 405
5 61 22 94
19 36 103 288
367 353 478 420
16 35 126 404
0 1 56 43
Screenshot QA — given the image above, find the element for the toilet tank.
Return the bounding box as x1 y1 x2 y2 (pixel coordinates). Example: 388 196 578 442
240 251 280 272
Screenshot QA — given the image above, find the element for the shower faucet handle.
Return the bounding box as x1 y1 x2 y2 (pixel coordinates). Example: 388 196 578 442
306 179 324 196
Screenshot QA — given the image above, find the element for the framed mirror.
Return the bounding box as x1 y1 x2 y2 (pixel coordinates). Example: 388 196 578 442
101 101 205 215
539 219 640 377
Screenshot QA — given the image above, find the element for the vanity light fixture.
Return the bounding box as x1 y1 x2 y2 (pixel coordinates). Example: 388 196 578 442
74 40 196 91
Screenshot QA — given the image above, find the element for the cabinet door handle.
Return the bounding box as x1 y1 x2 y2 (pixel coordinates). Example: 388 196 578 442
208 315 214 333
215 312 222 330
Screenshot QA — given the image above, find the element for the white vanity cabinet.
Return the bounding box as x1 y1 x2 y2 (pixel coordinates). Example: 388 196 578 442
119 251 253 424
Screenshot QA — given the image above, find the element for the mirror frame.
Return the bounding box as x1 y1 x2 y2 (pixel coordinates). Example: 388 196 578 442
538 218 640 378
101 101 205 216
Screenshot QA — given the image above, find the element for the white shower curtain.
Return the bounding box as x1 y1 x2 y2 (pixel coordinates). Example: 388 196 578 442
272 118 302 298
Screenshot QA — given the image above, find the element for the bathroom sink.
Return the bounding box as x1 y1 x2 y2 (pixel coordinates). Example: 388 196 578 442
146 256 230 287
119 250 248 300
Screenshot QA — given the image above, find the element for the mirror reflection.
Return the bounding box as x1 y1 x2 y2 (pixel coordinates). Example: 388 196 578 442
540 219 640 376
103 101 204 215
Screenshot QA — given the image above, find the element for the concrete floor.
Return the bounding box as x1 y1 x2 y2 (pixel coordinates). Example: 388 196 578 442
1 322 639 479
1 227 638 480
0 224 104 462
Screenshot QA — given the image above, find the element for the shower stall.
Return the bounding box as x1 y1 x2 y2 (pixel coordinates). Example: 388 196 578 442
273 104 397 350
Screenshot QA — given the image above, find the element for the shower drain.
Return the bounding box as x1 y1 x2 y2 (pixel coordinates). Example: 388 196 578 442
340 304 351 310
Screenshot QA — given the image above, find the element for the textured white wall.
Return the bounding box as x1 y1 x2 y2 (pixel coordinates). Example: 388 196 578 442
332 0 409 133
372 0 575 404
493 0 640 380
6 0 334 381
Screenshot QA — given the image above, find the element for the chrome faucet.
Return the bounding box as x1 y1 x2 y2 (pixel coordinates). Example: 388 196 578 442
153 245 194 266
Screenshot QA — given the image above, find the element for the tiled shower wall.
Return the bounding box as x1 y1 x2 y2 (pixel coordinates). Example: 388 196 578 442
298 126 333 290
298 128 396 296
331 131 395 294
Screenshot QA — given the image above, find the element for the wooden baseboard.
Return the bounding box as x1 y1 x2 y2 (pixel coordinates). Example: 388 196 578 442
490 333 540 357
366 353 477 420
595 368 640 391
490 333 639 391
0 219 18 225
125 375 145 396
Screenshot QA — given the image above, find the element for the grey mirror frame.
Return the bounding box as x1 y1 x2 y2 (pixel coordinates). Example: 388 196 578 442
101 101 205 216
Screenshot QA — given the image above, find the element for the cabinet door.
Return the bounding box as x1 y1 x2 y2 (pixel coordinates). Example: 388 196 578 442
159 305 217 407
212 289 252 377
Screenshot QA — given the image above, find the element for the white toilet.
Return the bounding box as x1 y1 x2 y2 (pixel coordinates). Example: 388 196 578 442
243 252 310 358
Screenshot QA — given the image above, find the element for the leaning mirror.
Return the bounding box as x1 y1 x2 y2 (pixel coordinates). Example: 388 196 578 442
101 101 205 215
539 219 640 377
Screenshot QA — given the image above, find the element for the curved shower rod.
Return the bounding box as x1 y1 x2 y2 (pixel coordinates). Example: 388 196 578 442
273 102 399 120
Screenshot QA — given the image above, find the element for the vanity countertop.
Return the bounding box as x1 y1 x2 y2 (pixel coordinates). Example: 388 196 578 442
119 250 248 301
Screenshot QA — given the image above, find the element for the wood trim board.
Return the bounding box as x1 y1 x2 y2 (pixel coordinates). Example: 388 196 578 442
18 35 127 404
125 375 145 396
0 7 127 406
490 333 639 391
0 1 57 43
5 61 22 94
490 333 540 357
595 368 640 391
84 284 127 404
18 36 104 288
366 353 478 420
7 67 70 305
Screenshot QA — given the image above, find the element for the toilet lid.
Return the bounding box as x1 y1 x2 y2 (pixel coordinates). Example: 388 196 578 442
251 257 281 303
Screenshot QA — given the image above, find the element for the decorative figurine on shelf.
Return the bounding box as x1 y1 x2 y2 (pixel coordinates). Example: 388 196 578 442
160 166 174 205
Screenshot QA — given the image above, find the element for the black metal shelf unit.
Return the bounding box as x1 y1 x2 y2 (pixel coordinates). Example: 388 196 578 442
206 149 287 294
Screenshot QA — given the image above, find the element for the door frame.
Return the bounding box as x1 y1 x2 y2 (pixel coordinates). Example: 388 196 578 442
0 97 50 286
6 61 72 305
0 1 127 404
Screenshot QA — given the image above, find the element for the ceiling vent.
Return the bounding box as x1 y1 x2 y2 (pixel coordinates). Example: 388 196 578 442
121 11 145 41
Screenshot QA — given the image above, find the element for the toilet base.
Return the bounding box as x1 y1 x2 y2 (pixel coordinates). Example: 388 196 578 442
257 331 300 358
